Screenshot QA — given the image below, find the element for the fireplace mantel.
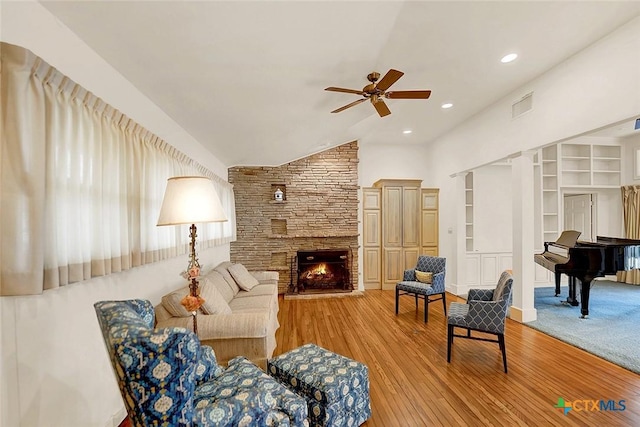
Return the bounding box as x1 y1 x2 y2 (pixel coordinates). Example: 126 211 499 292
269 233 359 239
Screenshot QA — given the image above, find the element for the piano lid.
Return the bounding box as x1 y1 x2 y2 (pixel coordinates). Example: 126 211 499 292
554 230 581 248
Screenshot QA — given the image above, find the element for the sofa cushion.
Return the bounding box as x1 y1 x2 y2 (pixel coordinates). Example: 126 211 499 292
199 280 232 315
228 294 274 313
161 286 193 317
214 261 241 295
234 284 277 299
228 263 260 291
202 270 235 303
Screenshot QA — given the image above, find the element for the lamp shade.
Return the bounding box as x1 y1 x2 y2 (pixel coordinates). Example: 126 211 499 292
157 176 228 226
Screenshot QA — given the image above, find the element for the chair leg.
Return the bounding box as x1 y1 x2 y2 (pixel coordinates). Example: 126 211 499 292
424 295 428 322
498 334 508 373
395 287 399 315
415 294 418 310
441 293 447 315
447 324 453 363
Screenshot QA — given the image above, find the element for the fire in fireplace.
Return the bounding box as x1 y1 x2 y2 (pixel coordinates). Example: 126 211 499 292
294 249 352 293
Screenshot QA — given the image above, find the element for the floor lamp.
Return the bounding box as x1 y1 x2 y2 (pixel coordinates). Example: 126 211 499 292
157 176 228 335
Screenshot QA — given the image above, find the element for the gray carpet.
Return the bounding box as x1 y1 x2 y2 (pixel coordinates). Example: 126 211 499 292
525 280 640 374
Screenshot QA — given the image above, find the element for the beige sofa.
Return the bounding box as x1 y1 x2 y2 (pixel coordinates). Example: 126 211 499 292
155 261 279 368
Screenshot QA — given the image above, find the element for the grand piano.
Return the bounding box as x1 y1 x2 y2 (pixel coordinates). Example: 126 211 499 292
535 232 640 318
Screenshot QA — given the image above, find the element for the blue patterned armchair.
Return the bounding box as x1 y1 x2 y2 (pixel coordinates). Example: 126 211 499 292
446 270 514 373
395 255 447 322
94 299 308 426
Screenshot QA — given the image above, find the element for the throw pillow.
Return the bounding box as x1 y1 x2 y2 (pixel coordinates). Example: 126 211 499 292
228 263 260 291
202 270 235 303
214 262 241 295
161 286 193 317
415 270 433 284
199 280 232 315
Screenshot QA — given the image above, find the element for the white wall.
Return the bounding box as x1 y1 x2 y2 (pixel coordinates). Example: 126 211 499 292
0 2 231 426
358 142 432 187
473 165 513 252
623 132 640 184
426 16 640 284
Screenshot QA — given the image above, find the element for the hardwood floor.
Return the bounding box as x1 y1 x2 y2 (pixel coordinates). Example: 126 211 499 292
274 290 640 426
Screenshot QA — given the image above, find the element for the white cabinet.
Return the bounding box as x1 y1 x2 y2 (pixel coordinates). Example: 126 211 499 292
465 252 513 287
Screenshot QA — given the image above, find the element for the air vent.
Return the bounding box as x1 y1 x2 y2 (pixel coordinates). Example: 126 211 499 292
512 92 533 118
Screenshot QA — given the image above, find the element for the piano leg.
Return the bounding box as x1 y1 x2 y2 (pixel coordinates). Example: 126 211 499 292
579 279 591 319
554 272 562 296
565 276 580 307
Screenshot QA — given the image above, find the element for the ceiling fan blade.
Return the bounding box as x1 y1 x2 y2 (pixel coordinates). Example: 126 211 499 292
372 98 391 117
331 98 367 113
325 87 365 95
385 90 431 99
376 69 404 91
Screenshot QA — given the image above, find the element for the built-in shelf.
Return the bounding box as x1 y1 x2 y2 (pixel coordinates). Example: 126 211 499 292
270 183 287 201
465 172 474 252
539 142 621 243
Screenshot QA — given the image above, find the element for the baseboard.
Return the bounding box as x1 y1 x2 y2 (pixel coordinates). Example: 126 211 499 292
106 407 127 427
509 306 537 323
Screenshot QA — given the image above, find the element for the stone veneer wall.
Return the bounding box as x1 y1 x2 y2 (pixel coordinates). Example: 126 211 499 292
229 141 359 294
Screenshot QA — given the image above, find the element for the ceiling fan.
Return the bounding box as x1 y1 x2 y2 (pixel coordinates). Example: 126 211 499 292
325 69 431 117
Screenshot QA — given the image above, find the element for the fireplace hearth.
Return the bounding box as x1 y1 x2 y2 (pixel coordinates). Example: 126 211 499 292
291 249 352 293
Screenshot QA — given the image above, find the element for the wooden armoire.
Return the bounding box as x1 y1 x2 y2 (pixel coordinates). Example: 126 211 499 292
363 179 439 290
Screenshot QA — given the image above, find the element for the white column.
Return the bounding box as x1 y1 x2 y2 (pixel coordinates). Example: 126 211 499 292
451 172 468 295
510 151 537 322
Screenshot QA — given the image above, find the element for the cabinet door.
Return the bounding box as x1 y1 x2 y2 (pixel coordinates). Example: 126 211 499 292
421 189 439 254
383 248 403 290
421 211 438 248
421 247 438 257
363 188 381 210
363 210 381 246
383 186 403 247
402 187 420 247
403 248 420 271
363 248 381 289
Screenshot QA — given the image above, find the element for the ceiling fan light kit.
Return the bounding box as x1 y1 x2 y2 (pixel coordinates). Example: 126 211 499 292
325 69 431 117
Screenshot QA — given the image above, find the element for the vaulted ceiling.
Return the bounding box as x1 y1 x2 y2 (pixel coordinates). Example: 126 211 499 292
41 1 640 167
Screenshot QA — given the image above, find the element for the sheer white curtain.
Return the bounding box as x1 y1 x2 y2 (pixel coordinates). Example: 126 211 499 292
0 42 236 296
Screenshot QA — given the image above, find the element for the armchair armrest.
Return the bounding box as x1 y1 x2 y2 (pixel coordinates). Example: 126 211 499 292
467 288 494 302
431 271 446 293
403 269 416 281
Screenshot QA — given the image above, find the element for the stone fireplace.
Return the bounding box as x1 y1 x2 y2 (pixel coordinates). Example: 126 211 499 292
228 141 359 294
293 249 352 293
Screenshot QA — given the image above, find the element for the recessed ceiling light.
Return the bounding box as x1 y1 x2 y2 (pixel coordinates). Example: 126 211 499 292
441 103 453 109
501 53 518 63
403 130 412 134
